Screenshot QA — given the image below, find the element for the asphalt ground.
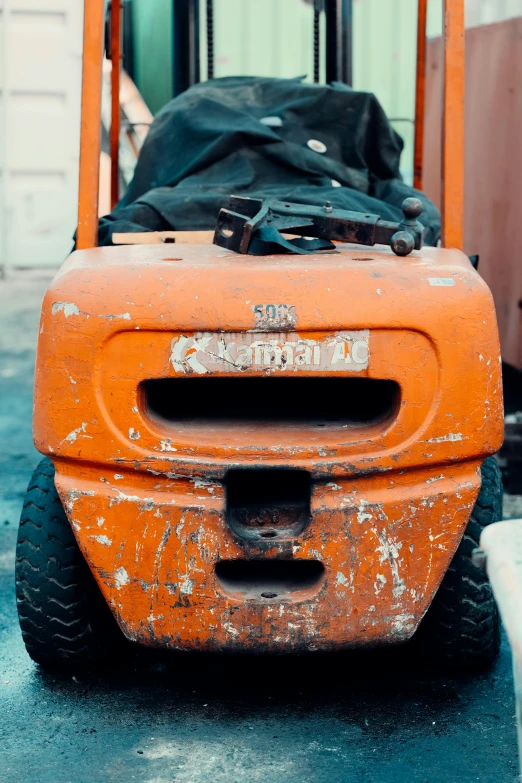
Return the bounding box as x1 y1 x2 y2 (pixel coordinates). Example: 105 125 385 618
0 270 519 783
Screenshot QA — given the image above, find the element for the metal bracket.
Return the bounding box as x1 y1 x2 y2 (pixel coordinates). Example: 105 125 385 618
213 196 424 257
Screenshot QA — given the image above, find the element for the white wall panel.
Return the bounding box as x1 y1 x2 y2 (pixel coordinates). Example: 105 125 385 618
0 0 83 270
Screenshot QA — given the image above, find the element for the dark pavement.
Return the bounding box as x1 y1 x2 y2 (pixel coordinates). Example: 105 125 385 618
0 271 519 783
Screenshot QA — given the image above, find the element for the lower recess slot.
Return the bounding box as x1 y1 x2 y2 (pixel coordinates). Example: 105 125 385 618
215 559 325 600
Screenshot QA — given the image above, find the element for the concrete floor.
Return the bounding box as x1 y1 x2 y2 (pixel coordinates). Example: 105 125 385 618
0 270 519 783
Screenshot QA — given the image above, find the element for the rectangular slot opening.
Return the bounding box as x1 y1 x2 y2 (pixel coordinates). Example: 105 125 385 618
226 468 310 540
142 376 399 428
215 559 325 600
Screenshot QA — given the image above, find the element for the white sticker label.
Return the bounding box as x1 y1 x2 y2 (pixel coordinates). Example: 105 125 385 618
428 277 455 287
170 331 370 375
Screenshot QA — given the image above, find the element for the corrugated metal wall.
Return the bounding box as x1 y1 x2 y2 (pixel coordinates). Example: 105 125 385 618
352 0 417 183
132 0 173 115
208 0 522 184
132 0 325 116
131 0 522 177
208 0 322 81
204 0 420 180
132 0 522 184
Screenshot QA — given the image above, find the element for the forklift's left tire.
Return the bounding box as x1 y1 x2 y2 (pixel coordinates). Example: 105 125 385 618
15 457 127 670
415 456 503 671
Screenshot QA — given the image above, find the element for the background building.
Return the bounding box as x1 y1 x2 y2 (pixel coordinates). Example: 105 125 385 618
1 0 520 270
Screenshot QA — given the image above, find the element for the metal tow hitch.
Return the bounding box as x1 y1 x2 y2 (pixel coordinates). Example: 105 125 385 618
213 195 424 256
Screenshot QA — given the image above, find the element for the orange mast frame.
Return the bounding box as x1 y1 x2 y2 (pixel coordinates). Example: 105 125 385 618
76 0 105 251
76 0 465 250
110 0 122 211
413 0 428 191
441 0 465 249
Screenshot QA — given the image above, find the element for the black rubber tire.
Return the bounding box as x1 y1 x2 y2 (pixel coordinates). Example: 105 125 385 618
15 457 126 669
417 456 503 670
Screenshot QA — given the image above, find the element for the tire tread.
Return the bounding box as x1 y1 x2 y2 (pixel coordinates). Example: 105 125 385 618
15 457 125 669
417 456 503 670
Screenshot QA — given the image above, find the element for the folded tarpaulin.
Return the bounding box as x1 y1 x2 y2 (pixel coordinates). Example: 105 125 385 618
97 76 440 247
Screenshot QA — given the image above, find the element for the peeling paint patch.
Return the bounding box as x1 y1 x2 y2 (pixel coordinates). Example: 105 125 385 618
114 566 130 589
109 490 155 511
159 439 177 452
192 478 218 495
180 578 195 595
113 474 124 480
391 613 415 634
374 574 387 594
375 530 406 600
98 312 131 320
426 475 445 484
427 433 463 443
52 301 81 317
97 517 105 527
91 534 112 546
128 428 141 441
357 500 373 524
64 488 95 512
63 422 90 443
336 571 349 587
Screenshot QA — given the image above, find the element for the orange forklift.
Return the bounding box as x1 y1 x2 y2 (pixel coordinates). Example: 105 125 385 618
15 0 504 670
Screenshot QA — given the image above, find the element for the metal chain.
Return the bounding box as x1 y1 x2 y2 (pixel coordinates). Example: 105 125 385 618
207 0 214 80
314 7 320 83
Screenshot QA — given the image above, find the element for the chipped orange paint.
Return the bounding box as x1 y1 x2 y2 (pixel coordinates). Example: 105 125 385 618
33 242 503 652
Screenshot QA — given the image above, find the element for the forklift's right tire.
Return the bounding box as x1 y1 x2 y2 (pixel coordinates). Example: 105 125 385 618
416 456 503 672
15 457 128 670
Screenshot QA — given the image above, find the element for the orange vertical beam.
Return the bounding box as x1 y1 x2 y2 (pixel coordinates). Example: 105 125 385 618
413 0 428 191
77 0 105 250
442 0 465 249
110 0 122 210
